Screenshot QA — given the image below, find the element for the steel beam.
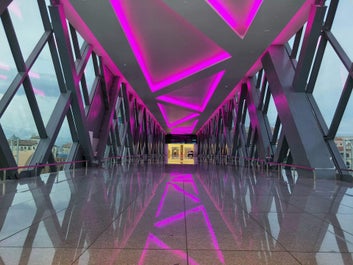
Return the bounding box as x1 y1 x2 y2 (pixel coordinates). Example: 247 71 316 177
96 77 120 160
49 4 93 161
25 93 72 176
0 125 17 178
245 77 272 159
262 45 335 177
292 4 327 92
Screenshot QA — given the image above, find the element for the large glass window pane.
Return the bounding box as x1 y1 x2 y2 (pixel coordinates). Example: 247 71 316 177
266 90 278 128
331 1 353 60
1 85 39 166
54 117 73 164
84 54 97 97
0 24 17 99
312 43 348 128
335 91 353 170
8 0 44 61
30 44 60 126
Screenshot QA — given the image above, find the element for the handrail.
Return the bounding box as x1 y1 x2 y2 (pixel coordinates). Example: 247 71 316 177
0 160 88 181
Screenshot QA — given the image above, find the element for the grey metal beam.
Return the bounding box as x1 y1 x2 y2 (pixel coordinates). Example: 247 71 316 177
96 77 120 160
263 45 335 177
246 77 272 158
0 124 17 178
26 93 71 175
292 4 327 92
121 83 133 155
0 0 12 16
49 4 93 161
327 76 353 138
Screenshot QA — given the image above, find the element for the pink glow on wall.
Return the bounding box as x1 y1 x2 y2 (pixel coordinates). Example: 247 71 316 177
33 88 45 97
29 71 40 79
206 0 263 39
0 74 7 80
0 63 10 71
110 0 230 92
8 2 23 19
157 70 225 112
138 233 199 265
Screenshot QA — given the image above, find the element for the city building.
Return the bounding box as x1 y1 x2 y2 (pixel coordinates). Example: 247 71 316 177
1 0 353 264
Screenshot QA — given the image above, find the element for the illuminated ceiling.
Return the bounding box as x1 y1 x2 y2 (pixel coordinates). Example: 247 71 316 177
63 0 314 134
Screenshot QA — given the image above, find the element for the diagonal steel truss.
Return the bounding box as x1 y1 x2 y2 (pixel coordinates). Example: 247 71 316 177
197 1 353 180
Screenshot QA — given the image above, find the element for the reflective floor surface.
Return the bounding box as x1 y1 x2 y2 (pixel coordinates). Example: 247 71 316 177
1 163 353 265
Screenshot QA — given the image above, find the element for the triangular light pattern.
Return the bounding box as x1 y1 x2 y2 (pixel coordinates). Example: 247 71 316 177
157 70 225 112
110 0 231 92
170 119 198 135
206 0 263 39
158 103 199 128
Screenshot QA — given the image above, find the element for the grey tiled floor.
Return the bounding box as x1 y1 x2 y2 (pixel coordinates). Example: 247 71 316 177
1 163 353 264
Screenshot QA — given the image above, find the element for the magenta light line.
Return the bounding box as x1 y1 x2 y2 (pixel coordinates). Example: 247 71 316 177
33 87 45 97
154 210 186 228
8 2 22 19
110 0 230 92
206 0 262 39
155 181 199 217
0 74 7 80
157 103 199 128
157 70 225 112
207 0 238 29
170 183 200 203
0 63 10 71
150 52 229 92
196 175 241 247
199 205 225 264
155 183 171 217
155 205 224 263
169 113 200 127
138 233 200 265
170 119 198 134
29 71 40 79
155 182 200 218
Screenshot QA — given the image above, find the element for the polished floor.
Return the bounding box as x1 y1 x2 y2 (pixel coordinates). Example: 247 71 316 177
0 163 353 265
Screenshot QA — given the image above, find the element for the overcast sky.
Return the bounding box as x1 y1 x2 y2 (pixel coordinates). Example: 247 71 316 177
0 0 352 142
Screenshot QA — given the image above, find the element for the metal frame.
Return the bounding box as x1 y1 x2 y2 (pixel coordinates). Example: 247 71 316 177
0 0 164 178
197 1 353 179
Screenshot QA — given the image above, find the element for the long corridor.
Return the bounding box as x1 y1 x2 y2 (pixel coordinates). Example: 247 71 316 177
0 163 353 265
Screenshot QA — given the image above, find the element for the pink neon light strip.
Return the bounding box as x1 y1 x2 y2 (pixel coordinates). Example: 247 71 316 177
157 70 225 112
0 74 7 80
110 0 230 92
8 2 22 19
196 174 241 247
154 210 186 227
0 63 10 71
29 71 40 79
157 103 200 128
154 205 224 263
170 119 198 134
138 233 200 265
206 0 263 39
33 87 45 97
155 182 200 218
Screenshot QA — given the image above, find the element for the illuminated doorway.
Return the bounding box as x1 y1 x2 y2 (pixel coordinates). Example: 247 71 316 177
167 144 195 164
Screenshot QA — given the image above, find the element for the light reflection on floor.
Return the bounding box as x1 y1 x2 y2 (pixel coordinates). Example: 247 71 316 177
0 163 353 264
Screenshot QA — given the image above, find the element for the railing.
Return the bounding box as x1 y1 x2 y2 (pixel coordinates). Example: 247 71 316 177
0 160 88 182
